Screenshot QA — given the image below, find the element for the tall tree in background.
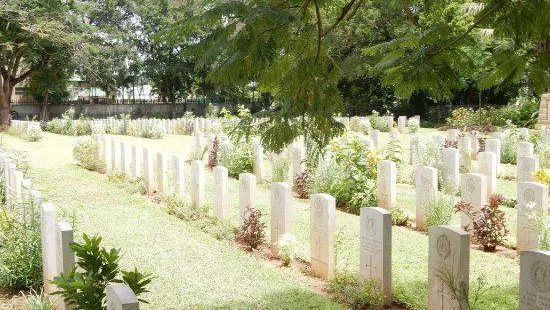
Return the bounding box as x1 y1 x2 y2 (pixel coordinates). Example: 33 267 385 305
0 0 78 126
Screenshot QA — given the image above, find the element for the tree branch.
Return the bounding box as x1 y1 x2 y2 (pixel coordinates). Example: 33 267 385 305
429 1 504 56
403 0 418 26
313 0 322 63
321 0 357 37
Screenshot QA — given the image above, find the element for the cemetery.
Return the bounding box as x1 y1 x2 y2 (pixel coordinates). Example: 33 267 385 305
1 103 550 309
1 1 549 309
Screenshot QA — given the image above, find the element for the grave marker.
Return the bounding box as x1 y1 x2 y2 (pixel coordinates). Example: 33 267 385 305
191 160 205 208
376 160 397 210
270 182 292 255
517 182 548 252
442 148 459 194
519 250 550 310
310 193 336 278
478 151 496 198
517 156 539 183
213 166 229 220
239 173 256 225
415 166 438 230
460 173 487 228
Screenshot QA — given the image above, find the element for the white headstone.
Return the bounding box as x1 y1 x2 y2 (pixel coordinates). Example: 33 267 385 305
111 140 119 172
213 166 229 220
191 160 205 208
518 142 534 164
291 146 305 179
239 173 256 225
397 116 407 133
447 129 458 143
460 173 487 228
485 138 501 175
442 148 459 194
376 160 397 210
458 137 472 171
120 142 130 176
106 283 139 310
143 148 154 194
517 182 548 252
253 142 264 182
172 155 185 196
360 207 392 305
155 152 167 193
40 202 57 294
428 226 470 310
519 250 550 310
103 137 112 171
517 156 539 183
477 151 497 198
56 221 74 310
415 166 438 230
270 182 292 255
431 133 445 147
310 193 336 278
131 145 141 180
370 129 380 148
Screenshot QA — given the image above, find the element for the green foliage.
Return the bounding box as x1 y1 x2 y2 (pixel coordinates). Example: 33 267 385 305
271 154 290 183
309 136 379 214
74 116 92 136
276 233 298 267
391 207 409 226
236 206 266 251
217 142 254 178
425 195 455 230
23 292 55 310
165 195 209 221
447 103 539 128
0 193 43 290
369 111 390 132
72 136 105 172
25 126 43 142
501 129 528 164
525 202 550 251
45 118 63 134
51 234 153 308
326 270 383 309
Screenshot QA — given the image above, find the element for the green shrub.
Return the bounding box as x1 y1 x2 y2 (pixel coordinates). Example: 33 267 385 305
536 144 550 170
391 207 409 226
23 292 55 310
61 108 75 135
0 193 43 290
52 234 153 309
501 129 528 164
119 114 132 135
369 111 389 132
217 142 254 178
193 217 237 241
447 101 539 129
74 116 91 136
165 195 209 221
326 270 383 309
271 154 290 182
425 195 455 229
72 136 105 171
276 233 298 267
45 118 63 134
25 126 43 142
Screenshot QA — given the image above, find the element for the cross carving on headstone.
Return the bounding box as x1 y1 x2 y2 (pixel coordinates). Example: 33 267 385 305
437 279 451 310
365 254 377 278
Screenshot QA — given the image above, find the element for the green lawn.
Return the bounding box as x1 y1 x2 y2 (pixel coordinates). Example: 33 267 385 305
19 129 521 309
0 132 342 309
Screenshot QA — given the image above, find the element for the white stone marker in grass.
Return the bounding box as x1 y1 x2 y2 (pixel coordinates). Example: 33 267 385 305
291 146 305 180
519 128 530 140
172 155 185 196
191 160 205 208
370 129 380 148
415 165 438 231
143 148 154 195
131 145 141 180
517 156 539 183
447 129 458 143
253 142 264 182
517 141 534 164
517 182 548 252
387 116 394 132
410 134 420 165
239 173 256 225
155 151 167 193
458 136 471 171
477 151 497 198
14 170 23 204
120 142 130 177
270 182 292 255
431 133 445 147
519 250 550 310
360 207 392 306
103 137 112 171
310 193 336 278
106 283 139 310
40 202 57 294
376 160 396 210
469 132 479 159
485 138 501 175
111 139 119 172
428 225 470 310
56 221 75 310
460 173 487 229
195 131 204 156
398 116 407 133
442 148 459 194
213 166 229 220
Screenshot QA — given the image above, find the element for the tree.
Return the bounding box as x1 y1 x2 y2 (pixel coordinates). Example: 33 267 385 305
0 0 78 126
175 0 549 152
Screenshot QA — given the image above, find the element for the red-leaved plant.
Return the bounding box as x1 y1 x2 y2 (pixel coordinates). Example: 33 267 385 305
444 140 458 149
237 206 266 251
454 194 509 251
208 137 219 168
293 169 310 199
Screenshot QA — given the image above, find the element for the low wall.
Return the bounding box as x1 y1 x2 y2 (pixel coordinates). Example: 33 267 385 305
11 102 241 120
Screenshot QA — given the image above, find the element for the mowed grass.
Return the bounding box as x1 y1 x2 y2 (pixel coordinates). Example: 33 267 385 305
0 132 342 309
84 129 519 310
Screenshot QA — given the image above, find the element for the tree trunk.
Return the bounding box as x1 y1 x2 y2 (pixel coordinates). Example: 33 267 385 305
40 93 49 122
0 79 11 128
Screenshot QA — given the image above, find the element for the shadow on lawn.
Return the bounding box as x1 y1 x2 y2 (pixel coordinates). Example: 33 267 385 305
186 286 342 309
